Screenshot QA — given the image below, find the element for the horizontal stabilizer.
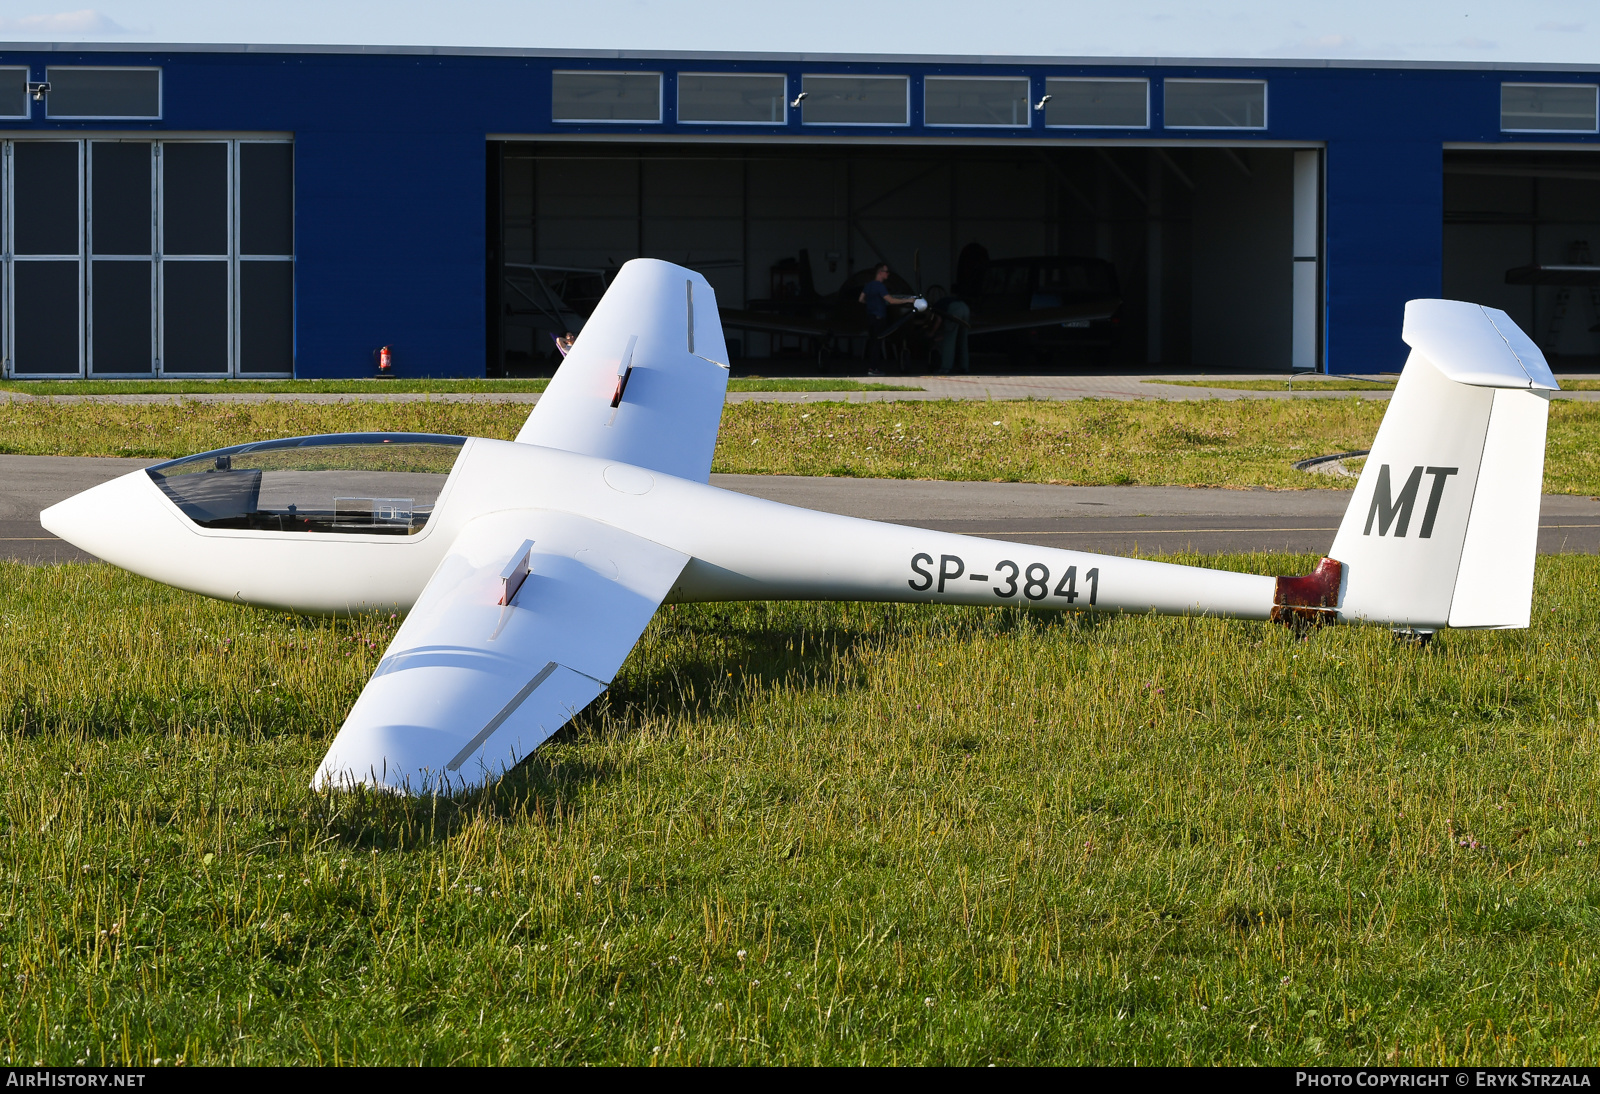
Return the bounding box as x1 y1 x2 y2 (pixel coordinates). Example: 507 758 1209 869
1401 299 1558 391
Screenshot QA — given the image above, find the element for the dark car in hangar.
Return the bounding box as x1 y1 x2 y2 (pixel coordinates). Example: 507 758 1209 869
967 254 1123 362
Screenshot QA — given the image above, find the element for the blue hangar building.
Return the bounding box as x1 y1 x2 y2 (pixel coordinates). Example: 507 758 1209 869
0 44 1596 379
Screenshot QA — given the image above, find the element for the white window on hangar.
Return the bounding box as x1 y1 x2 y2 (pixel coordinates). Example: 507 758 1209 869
799 75 909 125
924 77 1030 127
552 72 663 123
2 135 294 379
677 73 787 124
1042 79 1149 128
1163 79 1267 129
1500 84 1598 133
0 69 28 119
45 67 162 119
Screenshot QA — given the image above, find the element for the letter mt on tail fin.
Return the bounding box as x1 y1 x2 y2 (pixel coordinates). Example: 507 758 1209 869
515 259 731 483
1330 300 1557 631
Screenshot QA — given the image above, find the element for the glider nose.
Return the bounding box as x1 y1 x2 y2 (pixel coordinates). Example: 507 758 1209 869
40 469 165 568
39 484 99 551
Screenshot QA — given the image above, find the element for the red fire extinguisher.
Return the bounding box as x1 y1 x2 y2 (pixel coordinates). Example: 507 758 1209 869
376 345 393 375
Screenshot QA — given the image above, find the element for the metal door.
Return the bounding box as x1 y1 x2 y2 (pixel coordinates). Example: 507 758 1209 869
9 140 83 376
1 136 292 380
88 139 155 375
159 140 230 375
237 140 294 374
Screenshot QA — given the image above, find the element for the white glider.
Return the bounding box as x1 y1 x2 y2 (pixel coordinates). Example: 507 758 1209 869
41 260 1558 793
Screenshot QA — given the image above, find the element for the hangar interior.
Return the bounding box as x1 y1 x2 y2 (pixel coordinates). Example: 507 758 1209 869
1443 150 1600 365
488 140 1321 373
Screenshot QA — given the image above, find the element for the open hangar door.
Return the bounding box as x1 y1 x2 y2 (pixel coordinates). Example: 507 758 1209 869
488 140 1320 374
1444 150 1600 368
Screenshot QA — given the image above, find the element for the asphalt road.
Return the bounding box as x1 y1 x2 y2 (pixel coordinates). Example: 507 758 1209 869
0 455 163 563
5 455 1598 564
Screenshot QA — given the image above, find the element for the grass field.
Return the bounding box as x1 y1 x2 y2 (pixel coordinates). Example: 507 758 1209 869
4 396 1599 494
0 378 914 397
2 556 1597 1065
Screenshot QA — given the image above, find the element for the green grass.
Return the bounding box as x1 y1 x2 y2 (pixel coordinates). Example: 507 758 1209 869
715 400 1396 489
0 378 915 396
2 555 1598 1065
4 397 1599 493
1144 379 1398 391
712 399 1597 494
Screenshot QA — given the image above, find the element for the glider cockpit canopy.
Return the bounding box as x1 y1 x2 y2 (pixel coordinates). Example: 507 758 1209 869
146 432 467 536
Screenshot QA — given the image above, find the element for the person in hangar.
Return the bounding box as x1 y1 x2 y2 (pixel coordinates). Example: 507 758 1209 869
859 263 917 372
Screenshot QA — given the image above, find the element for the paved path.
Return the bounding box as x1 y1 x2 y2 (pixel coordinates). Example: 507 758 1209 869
4 372 1599 406
6 455 1597 565
0 455 163 563
4 373 1599 405
726 374 1405 404
0 377 1593 407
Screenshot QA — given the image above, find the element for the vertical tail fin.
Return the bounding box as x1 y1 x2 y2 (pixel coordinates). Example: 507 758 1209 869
1329 300 1556 631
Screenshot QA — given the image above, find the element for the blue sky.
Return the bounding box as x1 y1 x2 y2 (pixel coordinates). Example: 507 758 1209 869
0 0 1593 64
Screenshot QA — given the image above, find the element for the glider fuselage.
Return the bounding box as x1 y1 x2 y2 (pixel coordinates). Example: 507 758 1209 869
45 436 1277 622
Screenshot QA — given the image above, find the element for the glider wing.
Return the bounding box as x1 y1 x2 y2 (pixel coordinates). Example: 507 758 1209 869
515 259 731 483
967 297 1121 336
313 509 688 791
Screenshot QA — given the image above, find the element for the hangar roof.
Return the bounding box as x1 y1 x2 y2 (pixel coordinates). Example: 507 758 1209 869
0 42 1597 72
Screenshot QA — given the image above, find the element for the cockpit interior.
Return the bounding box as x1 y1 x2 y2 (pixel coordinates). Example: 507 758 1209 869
146 433 467 535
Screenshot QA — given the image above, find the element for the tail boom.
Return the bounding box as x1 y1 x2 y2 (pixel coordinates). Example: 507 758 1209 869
665 488 1281 620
